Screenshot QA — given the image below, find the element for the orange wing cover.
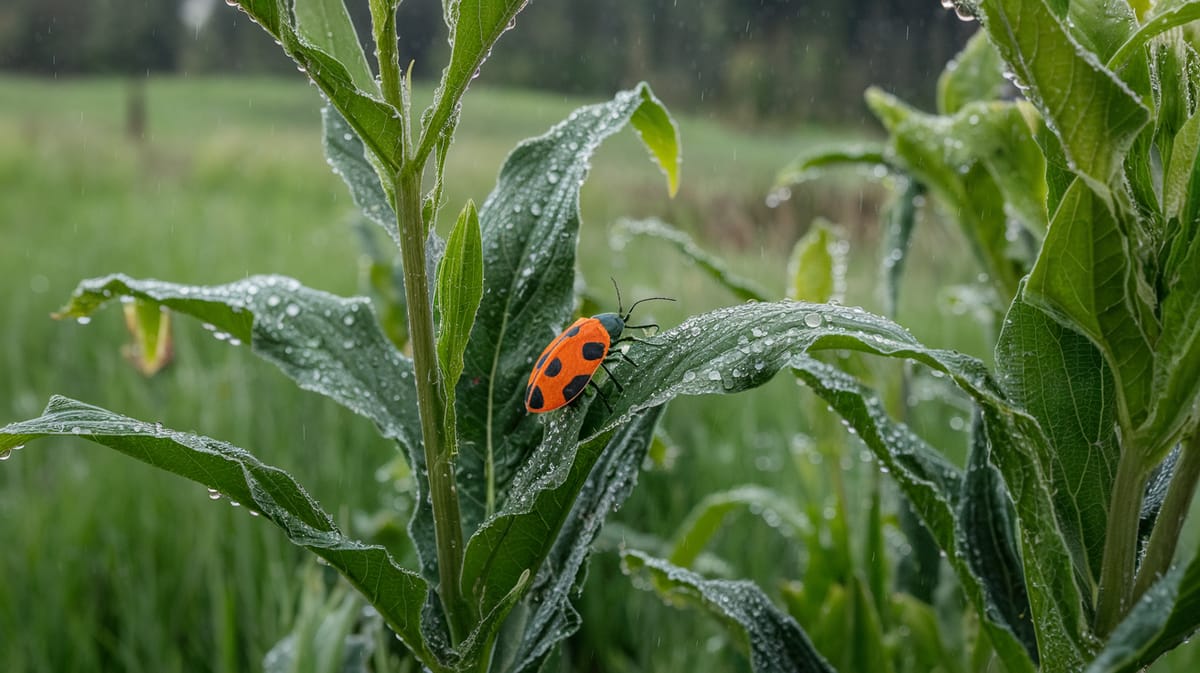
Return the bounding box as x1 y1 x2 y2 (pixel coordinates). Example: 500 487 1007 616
525 317 612 412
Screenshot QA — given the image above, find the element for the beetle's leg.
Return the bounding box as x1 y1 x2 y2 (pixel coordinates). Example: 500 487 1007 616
599 361 625 391
587 379 614 412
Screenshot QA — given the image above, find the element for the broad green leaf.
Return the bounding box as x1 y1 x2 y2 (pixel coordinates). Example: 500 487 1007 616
996 281 1119 587
665 486 812 569
788 220 843 304
621 550 837 673
791 358 1037 673
1109 0 1200 71
976 0 1149 188
959 412 1039 662
435 200 483 454
121 299 173 376
1085 544 1200 672
880 180 921 317
324 107 397 243
454 85 680 535
418 0 528 168
1064 0 1136 66
294 0 375 93
503 407 664 673
49 274 438 584
1025 180 1158 450
774 143 888 189
0 397 437 671
865 89 1023 297
953 101 1049 239
938 30 1008 115
611 218 770 303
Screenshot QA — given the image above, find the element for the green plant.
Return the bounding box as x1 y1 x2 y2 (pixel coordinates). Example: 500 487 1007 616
613 1 1200 672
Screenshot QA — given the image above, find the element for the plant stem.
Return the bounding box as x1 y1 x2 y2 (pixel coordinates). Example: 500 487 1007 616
1132 431 1200 601
394 167 470 644
1095 450 1149 636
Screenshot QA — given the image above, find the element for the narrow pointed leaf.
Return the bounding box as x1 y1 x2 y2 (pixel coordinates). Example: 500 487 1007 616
666 486 812 569
455 85 680 534
621 550 836 673
612 218 770 303
436 200 483 452
788 220 842 304
1109 0 1200 71
0 397 436 670
294 0 375 92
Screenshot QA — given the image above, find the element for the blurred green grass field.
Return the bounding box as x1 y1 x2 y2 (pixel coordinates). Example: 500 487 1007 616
2 75 1198 672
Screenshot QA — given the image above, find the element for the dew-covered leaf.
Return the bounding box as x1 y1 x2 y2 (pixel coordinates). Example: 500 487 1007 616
501 407 663 673
611 218 770 303
975 0 1149 188
621 550 836 673
436 200 483 452
1109 0 1200 71
324 106 397 242
454 85 680 535
0 397 436 670
294 0 375 93
1084 544 1200 673
1025 180 1159 454
996 282 1118 588
50 274 438 582
791 358 1037 673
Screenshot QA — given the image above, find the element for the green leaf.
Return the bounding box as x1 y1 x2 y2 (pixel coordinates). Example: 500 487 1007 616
1146 211 1200 450
665 485 812 569
1025 180 1158 450
293 0 376 93
612 218 771 304
629 86 683 197
621 550 837 673
121 299 173 376
50 274 439 583
996 281 1119 588
1163 108 1200 222
324 107 397 243
1109 0 1200 71
774 143 888 189
1085 545 1200 673
846 573 893 673
787 220 843 304
976 0 1149 188
880 180 921 317
435 200 483 454
454 85 680 535
938 30 1008 115
503 407 664 672
790 358 1037 673
959 412 1039 662
417 0 528 168
0 397 437 671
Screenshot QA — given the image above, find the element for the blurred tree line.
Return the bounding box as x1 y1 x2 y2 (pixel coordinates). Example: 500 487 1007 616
0 0 972 123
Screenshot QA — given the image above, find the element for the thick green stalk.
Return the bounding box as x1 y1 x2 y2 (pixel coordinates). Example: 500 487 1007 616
394 167 470 644
1133 431 1200 601
1095 450 1150 636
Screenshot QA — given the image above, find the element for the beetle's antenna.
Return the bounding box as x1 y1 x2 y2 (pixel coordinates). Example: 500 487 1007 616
611 277 624 315
623 296 676 321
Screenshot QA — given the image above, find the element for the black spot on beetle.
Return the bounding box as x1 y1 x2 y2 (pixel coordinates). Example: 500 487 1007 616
536 351 550 369
562 374 592 401
544 357 563 377
527 385 545 410
565 324 581 337
581 342 605 360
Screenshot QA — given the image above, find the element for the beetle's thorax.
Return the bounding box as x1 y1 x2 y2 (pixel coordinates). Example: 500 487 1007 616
594 312 624 341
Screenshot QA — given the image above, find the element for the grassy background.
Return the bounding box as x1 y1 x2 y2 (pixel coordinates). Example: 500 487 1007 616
1 75 1197 672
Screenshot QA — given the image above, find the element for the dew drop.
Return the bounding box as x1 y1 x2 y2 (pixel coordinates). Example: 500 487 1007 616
343 315 356 326
208 488 222 500
266 295 281 307
0 449 11 461
285 303 300 317
804 313 823 328
706 370 722 381
76 316 92 325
